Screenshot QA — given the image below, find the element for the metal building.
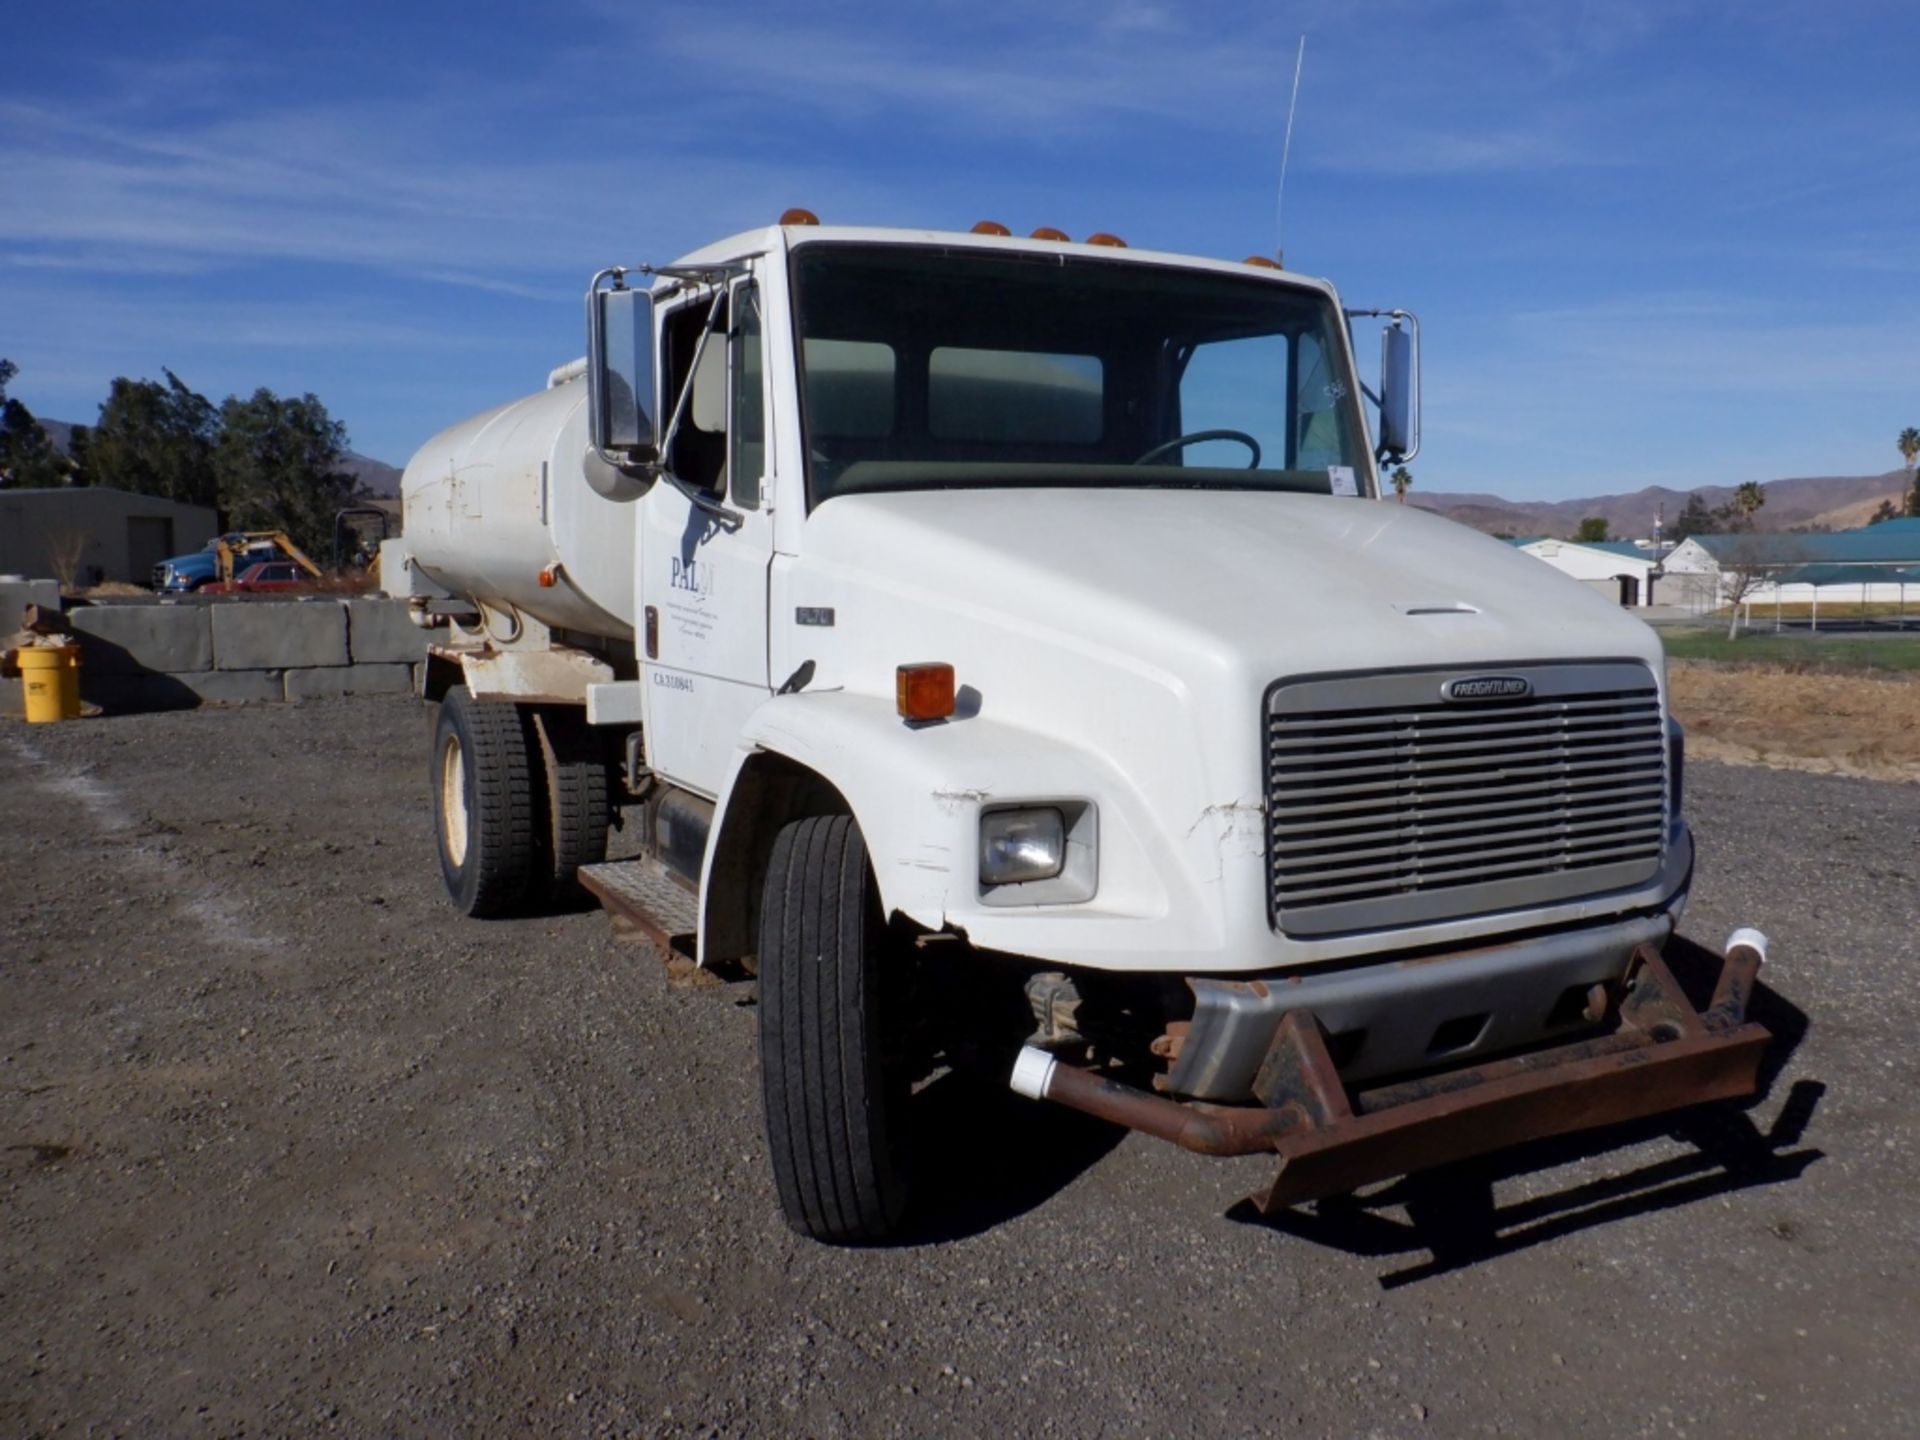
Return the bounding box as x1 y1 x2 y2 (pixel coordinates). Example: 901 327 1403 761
0 487 218 587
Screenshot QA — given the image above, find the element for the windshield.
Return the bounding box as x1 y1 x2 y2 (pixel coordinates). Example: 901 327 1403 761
789 243 1370 507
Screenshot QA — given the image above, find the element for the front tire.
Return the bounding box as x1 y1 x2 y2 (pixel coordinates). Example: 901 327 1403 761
758 814 912 1243
432 686 538 917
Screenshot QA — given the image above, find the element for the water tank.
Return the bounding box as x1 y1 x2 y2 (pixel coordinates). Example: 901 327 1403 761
401 375 638 639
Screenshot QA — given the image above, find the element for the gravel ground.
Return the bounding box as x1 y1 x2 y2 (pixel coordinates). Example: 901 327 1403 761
2 697 1915 1438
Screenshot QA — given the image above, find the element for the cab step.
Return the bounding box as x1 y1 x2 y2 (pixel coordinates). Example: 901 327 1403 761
578 857 698 958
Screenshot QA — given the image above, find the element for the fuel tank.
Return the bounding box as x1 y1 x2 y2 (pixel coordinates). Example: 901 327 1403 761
400 370 638 638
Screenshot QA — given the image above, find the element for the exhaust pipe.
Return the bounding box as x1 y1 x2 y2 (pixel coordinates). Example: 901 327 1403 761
1007 1045 1283 1156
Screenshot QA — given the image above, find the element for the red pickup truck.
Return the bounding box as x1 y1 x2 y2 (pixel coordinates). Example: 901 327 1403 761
203 561 313 595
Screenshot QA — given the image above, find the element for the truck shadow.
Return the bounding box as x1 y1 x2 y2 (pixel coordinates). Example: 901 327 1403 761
1228 978 1822 1288
898 1069 1125 1245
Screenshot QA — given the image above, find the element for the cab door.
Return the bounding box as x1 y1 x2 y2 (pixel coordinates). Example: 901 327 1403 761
639 272 774 797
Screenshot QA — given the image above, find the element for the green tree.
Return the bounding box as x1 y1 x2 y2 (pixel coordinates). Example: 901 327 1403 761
1869 498 1900 525
212 388 357 557
0 359 72 489
86 370 219 507
1389 465 1412 504
1573 516 1610 543
1669 492 1715 542
65 424 92 485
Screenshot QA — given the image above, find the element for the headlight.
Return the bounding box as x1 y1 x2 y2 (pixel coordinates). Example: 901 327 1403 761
980 807 1065 885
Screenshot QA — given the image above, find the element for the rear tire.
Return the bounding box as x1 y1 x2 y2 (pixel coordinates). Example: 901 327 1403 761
432 686 538 917
758 814 912 1244
531 708 611 898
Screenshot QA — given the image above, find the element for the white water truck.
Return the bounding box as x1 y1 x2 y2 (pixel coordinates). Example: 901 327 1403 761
398 214 1771 1243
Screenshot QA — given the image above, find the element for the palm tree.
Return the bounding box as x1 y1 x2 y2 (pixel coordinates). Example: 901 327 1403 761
1733 480 1765 527
1903 428 1920 516
1389 465 1412 504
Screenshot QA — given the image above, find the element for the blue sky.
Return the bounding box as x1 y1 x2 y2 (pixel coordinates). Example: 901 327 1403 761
4 1 1916 499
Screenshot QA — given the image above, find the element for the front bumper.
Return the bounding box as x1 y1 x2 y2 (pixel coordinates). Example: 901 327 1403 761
1012 929 1771 1212
1170 913 1676 1099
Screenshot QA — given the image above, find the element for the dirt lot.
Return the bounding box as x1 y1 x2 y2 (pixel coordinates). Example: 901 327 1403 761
1668 663 1920 783
4 697 1917 1438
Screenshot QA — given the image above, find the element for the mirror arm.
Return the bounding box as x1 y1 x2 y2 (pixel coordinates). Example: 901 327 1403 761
657 288 724 463
655 288 746 532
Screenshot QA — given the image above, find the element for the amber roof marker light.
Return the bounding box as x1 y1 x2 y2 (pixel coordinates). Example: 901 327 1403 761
896 662 957 722
779 207 820 226
970 220 1012 235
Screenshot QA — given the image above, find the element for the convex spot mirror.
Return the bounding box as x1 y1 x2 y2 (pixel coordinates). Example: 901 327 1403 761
587 282 658 462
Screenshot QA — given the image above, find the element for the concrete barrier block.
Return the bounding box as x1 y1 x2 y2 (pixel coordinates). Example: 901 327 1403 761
70 603 213 674
346 598 430 664
177 669 286 705
1 578 61 629
284 662 414 700
212 600 348 670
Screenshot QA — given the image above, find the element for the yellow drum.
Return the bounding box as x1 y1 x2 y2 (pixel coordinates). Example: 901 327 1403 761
18 645 82 723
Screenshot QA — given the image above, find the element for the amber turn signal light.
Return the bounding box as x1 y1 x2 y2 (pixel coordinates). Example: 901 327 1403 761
896 662 956 721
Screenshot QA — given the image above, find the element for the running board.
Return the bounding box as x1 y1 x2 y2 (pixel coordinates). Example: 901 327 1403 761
578 857 698 957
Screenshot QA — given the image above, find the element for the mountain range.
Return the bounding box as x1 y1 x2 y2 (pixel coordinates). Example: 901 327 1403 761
1407 471 1910 538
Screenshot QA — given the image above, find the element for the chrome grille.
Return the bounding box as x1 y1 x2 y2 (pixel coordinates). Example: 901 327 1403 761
1266 663 1667 936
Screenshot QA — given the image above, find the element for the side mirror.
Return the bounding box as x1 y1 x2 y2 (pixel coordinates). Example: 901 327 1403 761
1378 313 1420 462
586 277 657 463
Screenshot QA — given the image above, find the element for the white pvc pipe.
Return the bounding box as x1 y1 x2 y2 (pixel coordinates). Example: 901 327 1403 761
1009 1045 1059 1100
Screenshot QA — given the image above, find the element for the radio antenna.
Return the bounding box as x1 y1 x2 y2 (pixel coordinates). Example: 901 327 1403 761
1274 34 1307 268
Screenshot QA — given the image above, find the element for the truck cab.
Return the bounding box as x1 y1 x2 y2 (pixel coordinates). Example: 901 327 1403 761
400 221 1762 1244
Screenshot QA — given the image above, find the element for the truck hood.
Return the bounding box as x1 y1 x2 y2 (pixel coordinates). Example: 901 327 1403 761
797 487 1665 695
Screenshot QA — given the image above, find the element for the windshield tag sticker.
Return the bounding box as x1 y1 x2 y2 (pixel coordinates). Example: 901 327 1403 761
1328 466 1359 497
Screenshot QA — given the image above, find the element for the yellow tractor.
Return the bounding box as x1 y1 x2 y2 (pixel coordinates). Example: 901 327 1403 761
212 531 325 586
